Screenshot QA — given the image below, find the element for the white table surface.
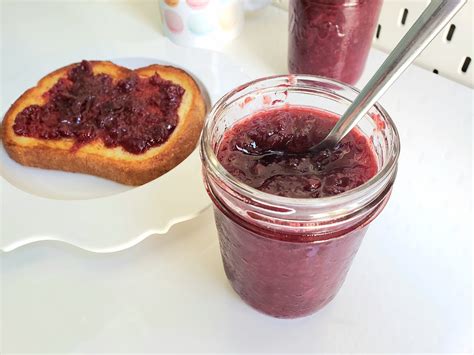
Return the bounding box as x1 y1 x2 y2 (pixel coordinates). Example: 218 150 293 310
1 1 472 353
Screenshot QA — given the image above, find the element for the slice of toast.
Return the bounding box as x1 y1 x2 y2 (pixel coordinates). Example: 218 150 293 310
2 61 206 185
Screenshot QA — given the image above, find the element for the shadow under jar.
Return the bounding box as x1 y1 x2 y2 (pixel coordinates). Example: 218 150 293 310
288 0 383 85
200 75 400 318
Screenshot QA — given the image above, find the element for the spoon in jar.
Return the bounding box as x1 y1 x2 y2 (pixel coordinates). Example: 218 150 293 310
310 0 466 152
239 0 466 159
244 0 467 158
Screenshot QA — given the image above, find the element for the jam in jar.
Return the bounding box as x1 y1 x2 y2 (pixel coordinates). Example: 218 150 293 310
201 75 399 318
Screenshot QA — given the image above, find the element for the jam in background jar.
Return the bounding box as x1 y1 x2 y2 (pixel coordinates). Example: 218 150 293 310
288 0 383 85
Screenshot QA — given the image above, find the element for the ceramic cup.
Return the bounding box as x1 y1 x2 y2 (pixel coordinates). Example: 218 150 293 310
159 0 270 49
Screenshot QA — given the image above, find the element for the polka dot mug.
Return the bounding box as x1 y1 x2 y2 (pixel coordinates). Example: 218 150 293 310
159 0 270 49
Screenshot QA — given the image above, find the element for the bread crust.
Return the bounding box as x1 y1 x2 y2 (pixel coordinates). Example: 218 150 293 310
1 61 206 185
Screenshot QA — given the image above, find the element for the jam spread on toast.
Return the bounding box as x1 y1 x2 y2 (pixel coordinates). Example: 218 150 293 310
217 107 377 198
13 61 185 154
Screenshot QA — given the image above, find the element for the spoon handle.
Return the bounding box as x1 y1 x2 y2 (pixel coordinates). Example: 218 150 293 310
324 0 466 146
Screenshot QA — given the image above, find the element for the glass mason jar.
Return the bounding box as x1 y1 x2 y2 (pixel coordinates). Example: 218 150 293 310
288 0 383 85
200 75 400 318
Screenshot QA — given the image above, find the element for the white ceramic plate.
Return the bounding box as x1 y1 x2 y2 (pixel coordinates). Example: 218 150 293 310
0 51 249 252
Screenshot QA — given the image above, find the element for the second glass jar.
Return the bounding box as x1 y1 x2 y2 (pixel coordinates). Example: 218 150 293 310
288 0 383 85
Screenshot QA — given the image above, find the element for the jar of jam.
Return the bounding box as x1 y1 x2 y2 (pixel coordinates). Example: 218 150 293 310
200 75 400 318
288 0 383 85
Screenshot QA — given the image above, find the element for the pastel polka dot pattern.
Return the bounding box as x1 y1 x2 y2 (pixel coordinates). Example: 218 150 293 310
186 0 209 10
159 0 244 48
188 13 214 35
164 9 184 33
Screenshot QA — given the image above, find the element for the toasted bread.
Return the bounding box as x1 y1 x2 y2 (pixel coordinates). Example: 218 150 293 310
2 61 206 185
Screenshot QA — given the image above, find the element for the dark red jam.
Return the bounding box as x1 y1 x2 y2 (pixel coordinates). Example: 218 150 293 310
13 60 185 154
210 107 387 318
288 0 383 85
217 107 377 199
214 208 369 318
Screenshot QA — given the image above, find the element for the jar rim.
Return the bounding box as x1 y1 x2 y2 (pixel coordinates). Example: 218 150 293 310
201 75 400 212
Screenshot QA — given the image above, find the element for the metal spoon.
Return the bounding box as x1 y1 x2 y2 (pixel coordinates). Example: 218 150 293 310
312 0 467 151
